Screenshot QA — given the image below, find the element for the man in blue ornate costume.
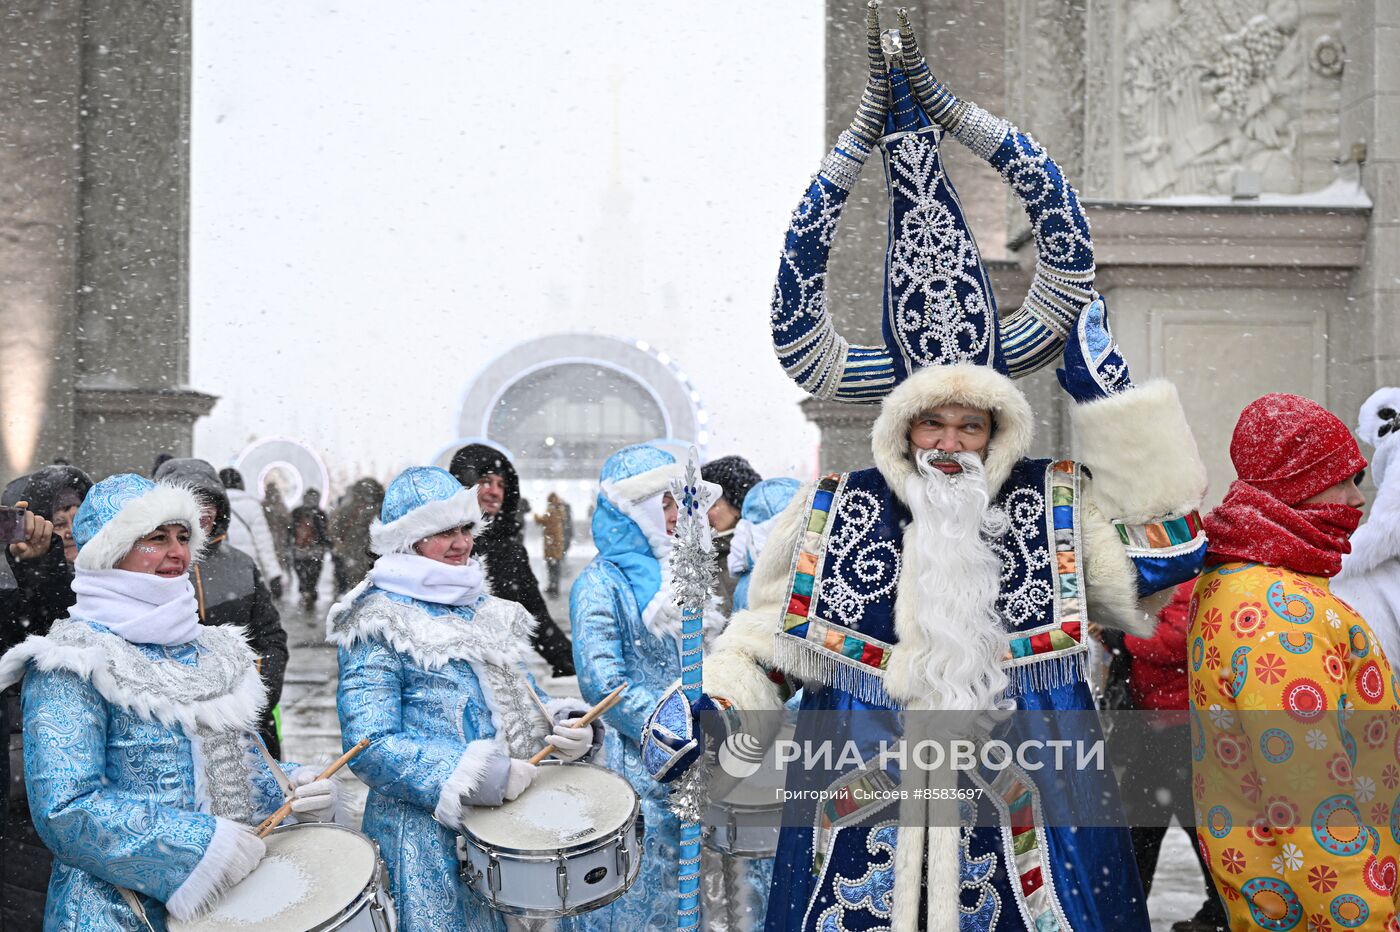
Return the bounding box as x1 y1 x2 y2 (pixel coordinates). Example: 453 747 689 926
331 466 598 932
644 8 1211 930
571 444 727 929
0 474 338 929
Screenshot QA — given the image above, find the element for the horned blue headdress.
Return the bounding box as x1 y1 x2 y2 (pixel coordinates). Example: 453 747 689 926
771 4 1095 401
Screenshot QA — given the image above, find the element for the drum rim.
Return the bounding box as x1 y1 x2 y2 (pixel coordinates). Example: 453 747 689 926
459 761 640 858
169 823 386 932
461 828 644 919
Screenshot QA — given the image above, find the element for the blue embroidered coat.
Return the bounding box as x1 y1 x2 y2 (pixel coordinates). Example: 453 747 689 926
761 462 1176 932
705 372 1209 931
0 619 292 931
331 585 585 932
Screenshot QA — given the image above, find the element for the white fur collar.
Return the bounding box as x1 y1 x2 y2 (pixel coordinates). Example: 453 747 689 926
0 619 265 733
326 583 537 671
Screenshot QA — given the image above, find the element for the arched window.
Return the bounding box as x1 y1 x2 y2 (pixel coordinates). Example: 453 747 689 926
488 363 667 480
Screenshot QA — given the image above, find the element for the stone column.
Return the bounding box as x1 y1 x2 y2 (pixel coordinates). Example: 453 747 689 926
72 0 214 479
0 3 84 477
0 0 213 486
1335 1 1400 421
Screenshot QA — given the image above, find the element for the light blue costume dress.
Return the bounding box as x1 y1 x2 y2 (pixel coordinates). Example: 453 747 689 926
0 474 301 931
729 479 804 614
570 444 726 930
332 466 592 932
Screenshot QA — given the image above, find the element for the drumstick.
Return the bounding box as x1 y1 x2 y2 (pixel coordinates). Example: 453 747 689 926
255 738 369 838
527 684 627 765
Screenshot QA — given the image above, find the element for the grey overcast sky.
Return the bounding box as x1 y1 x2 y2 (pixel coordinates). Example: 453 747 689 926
190 0 828 488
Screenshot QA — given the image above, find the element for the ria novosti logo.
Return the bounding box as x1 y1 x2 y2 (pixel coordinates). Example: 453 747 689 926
717 731 766 778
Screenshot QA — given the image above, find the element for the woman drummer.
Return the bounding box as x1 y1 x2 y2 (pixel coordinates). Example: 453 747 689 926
331 466 599 932
0 474 338 929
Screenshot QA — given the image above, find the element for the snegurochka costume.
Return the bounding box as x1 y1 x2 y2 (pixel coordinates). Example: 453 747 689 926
0 474 323 931
570 445 728 929
330 467 598 932
644 8 1211 931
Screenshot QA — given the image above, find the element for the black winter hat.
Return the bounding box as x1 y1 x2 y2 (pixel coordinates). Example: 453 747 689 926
701 456 763 511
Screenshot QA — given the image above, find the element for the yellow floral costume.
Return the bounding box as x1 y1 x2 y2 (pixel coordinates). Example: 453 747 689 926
1189 561 1400 930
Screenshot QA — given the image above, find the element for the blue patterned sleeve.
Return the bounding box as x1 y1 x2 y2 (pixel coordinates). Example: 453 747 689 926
23 667 216 903
570 566 660 744
336 640 476 813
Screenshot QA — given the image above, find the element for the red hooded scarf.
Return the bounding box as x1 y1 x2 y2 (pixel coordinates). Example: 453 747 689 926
1204 393 1366 578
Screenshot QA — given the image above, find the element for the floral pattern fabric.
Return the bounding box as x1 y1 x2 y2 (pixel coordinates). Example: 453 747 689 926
1188 562 1400 931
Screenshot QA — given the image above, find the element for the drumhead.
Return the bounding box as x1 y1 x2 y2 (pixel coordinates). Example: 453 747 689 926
461 762 636 851
169 824 377 932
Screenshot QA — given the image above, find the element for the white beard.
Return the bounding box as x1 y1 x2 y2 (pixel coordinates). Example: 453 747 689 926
887 449 1011 712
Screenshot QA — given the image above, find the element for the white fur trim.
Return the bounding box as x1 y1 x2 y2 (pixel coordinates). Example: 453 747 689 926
892 823 925 932
0 621 266 733
165 817 265 922
369 488 482 556
926 822 961 932
703 648 783 713
1080 500 1154 638
602 463 685 508
599 465 684 559
871 363 1035 500
1070 380 1207 523
327 591 536 671
434 739 506 829
75 483 208 572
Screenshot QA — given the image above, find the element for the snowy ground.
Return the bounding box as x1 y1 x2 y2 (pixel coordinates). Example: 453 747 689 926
277 552 1211 931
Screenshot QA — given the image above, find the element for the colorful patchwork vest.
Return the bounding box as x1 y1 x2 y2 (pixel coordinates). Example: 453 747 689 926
772 458 1088 703
762 459 1154 931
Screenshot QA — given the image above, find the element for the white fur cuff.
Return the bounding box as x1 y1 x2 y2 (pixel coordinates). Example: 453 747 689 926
704 648 784 713
1071 380 1207 522
434 739 505 829
370 489 482 556
166 817 265 921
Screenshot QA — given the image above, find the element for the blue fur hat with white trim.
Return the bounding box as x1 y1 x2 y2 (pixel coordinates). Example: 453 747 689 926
73 473 207 571
371 466 481 556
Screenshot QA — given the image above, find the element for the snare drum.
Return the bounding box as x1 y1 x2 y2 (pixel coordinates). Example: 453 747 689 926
170 823 396 932
456 762 643 918
704 721 791 859
704 778 783 859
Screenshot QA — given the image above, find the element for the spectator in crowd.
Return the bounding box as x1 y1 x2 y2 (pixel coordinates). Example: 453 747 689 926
290 488 331 611
262 480 293 581
727 477 801 613
449 444 575 677
218 467 285 601
1335 387 1400 662
1 470 78 931
534 492 568 597
1189 393 1391 927
1104 582 1226 932
156 459 289 756
329 478 384 596
701 455 762 612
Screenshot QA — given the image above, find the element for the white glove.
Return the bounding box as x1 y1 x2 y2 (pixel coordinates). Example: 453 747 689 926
288 767 339 822
503 760 537 801
548 720 592 762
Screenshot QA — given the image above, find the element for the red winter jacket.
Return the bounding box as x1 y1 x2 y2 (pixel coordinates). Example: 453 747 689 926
1121 581 1194 712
